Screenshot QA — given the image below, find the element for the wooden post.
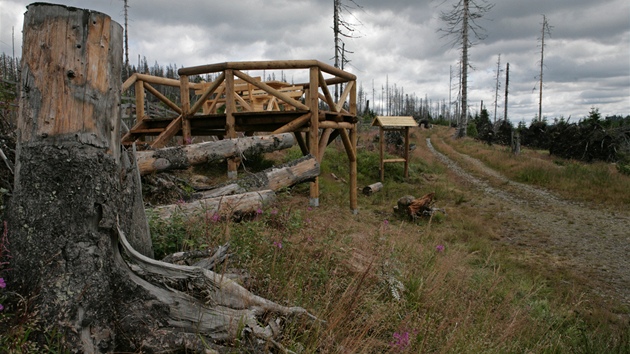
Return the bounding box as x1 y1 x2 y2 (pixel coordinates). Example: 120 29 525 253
349 79 358 213
380 127 385 182
308 66 320 206
135 78 145 126
225 69 239 179
404 126 410 178
180 74 191 144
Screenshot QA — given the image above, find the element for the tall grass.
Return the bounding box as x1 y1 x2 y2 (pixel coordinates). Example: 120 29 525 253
2 126 627 352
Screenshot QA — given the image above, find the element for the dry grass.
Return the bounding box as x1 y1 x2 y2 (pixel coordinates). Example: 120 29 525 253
427 126 630 207
2 125 628 352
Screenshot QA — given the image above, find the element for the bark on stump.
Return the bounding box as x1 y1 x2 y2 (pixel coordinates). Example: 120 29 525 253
7 4 313 352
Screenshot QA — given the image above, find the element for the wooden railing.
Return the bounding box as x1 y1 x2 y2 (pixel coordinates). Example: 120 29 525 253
121 60 358 211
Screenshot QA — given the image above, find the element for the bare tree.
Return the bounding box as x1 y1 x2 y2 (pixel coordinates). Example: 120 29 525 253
333 0 362 100
493 54 502 125
439 0 494 137
536 14 552 121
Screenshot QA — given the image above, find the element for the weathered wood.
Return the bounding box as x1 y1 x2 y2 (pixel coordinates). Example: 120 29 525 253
148 190 276 220
194 154 320 199
190 72 226 114
143 81 182 114
308 66 320 206
362 182 383 196
233 70 310 111
10 6 318 351
135 133 296 175
178 59 357 82
272 112 311 134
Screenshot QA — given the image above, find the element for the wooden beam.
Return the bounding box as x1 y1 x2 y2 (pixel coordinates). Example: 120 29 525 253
339 128 356 162
135 79 145 126
225 70 239 179
122 73 137 92
318 69 338 112
317 128 333 162
190 72 225 115
380 127 384 182
151 115 183 148
349 123 358 212
336 80 354 112
143 82 182 114
404 126 410 178
233 70 310 111
271 113 311 134
294 131 309 156
205 86 225 114
180 75 191 144
318 121 354 129
308 66 319 206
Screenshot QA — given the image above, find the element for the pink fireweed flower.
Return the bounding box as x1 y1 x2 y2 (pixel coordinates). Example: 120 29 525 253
256 208 263 215
0 277 5 288
436 244 445 252
273 241 283 249
391 331 411 351
384 219 389 225
0 304 4 311
271 209 278 215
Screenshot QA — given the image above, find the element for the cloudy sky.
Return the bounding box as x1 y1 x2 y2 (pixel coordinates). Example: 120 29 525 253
1 0 629 124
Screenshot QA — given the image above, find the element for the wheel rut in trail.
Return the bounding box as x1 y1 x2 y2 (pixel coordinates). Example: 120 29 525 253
426 138 630 307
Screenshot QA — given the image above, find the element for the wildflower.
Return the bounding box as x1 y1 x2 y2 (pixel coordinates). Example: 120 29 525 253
271 209 278 215
436 244 445 252
0 304 3 311
256 208 263 215
384 219 389 226
307 207 313 211
0 277 5 288
211 213 220 222
176 198 185 205
391 331 411 351
273 241 283 249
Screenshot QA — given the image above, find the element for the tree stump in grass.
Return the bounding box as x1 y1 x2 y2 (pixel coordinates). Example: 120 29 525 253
7 4 313 352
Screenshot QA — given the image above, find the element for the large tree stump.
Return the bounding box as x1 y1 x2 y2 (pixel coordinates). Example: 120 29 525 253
7 4 313 352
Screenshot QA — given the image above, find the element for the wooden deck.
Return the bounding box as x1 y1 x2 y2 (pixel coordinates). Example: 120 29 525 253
121 60 358 211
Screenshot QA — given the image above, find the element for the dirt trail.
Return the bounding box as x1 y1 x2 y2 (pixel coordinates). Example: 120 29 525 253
427 138 630 307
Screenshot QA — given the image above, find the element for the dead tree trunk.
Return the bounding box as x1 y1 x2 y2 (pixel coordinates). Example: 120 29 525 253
7 4 313 352
149 190 276 220
194 154 320 199
136 133 296 175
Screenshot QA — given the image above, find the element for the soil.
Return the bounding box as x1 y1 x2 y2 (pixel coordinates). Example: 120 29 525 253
426 137 630 310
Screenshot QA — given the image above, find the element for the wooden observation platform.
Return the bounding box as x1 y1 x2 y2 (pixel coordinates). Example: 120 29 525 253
121 60 358 211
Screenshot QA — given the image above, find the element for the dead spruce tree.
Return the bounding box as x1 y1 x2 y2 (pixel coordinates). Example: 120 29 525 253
7 4 313 352
439 0 494 137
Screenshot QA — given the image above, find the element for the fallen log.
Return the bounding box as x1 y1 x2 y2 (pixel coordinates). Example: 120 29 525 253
136 133 296 175
148 190 276 220
362 182 383 196
194 154 320 199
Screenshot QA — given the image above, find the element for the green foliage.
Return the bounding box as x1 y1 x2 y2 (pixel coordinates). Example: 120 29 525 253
466 122 478 138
